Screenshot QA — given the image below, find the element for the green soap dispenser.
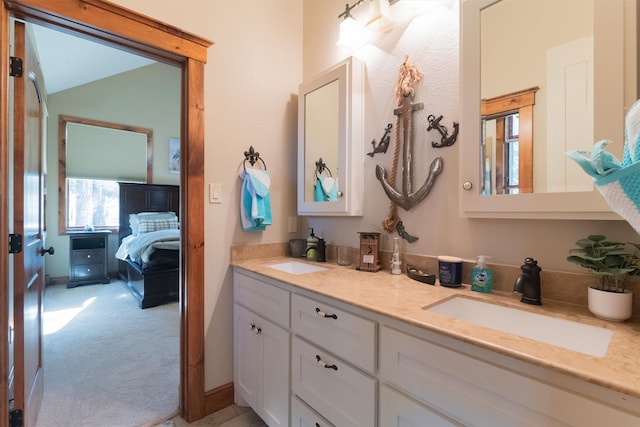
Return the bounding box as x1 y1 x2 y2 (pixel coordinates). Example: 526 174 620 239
305 228 319 261
471 255 493 293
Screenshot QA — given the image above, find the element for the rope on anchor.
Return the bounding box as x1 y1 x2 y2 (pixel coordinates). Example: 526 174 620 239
381 54 424 233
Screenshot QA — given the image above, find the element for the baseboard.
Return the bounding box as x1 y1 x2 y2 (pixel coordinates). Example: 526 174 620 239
46 276 68 286
204 382 234 416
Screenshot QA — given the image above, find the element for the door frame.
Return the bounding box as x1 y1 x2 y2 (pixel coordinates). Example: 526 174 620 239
0 0 212 424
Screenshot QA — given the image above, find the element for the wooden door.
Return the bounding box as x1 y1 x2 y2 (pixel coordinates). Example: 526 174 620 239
12 21 47 427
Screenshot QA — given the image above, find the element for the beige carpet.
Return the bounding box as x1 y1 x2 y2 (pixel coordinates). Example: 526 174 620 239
36 281 179 427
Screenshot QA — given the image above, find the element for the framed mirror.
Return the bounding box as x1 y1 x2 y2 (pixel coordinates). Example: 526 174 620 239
460 0 636 219
297 57 364 216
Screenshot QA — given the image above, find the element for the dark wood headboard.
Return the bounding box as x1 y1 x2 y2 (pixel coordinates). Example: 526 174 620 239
118 182 180 244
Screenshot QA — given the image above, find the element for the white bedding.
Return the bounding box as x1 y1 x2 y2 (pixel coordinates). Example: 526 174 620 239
115 229 180 264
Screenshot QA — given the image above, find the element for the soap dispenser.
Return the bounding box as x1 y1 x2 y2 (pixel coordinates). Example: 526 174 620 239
306 228 319 261
471 255 493 293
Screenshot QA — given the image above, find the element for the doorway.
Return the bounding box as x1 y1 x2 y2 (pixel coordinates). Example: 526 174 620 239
1 1 211 424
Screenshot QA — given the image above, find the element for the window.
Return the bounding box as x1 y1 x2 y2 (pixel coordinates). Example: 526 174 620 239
58 115 153 234
67 178 120 229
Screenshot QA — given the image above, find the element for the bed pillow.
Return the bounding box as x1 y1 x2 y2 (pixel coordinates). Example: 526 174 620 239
129 211 177 235
137 217 180 234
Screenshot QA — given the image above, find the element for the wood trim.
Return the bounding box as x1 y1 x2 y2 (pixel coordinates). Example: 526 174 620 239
57 115 154 235
181 57 206 422
481 87 539 117
6 0 212 63
1 1 212 424
0 2 10 425
204 382 235 416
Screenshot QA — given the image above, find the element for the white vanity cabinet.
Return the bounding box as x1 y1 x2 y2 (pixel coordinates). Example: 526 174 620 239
233 272 290 427
291 294 377 426
233 267 640 427
380 325 640 426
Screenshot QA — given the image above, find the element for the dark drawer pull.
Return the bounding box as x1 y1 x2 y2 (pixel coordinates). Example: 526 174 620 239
315 354 337 371
249 323 262 335
315 307 337 319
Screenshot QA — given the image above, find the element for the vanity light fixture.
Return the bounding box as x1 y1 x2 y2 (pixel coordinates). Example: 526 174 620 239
337 0 372 49
337 0 396 49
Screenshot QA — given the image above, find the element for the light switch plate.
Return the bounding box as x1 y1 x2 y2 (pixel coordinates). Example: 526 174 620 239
209 183 222 204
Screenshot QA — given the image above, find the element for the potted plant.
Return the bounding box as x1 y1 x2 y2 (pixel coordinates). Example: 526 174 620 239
567 235 640 321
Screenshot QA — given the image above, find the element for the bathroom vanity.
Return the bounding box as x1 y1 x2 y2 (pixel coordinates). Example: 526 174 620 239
233 258 640 426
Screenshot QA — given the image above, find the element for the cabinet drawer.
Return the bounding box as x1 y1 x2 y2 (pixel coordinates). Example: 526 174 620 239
292 293 375 373
234 272 290 328
292 336 376 427
380 326 640 426
73 249 104 265
291 396 334 427
380 385 461 427
72 263 104 279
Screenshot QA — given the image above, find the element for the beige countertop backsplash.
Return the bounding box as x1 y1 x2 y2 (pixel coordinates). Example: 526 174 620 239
231 242 640 400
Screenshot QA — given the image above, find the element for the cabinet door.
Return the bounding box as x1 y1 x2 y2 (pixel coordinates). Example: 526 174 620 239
380 385 461 427
260 315 290 427
380 326 640 426
234 304 260 409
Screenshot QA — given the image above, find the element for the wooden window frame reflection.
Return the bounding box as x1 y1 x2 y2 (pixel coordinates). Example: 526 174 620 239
481 87 538 194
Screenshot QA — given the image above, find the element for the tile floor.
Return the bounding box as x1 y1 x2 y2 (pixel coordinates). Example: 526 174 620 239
156 405 267 427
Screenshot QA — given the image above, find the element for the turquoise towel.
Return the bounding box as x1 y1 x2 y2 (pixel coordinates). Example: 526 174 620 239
314 176 338 202
566 98 640 233
239 168 272 231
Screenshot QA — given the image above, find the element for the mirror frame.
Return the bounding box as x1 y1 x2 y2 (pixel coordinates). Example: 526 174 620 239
297 56 364 216
460 0 627 220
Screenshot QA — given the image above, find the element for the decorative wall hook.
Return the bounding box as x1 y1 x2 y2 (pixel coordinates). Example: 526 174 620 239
243 145 267 170
427 114 459 148
315 157 332 177
367 123 393 157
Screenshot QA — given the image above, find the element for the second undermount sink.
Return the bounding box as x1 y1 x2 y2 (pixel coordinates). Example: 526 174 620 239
266 261 328 275
425 297 612 357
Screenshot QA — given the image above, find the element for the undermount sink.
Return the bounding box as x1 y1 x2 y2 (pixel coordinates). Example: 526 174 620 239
425 297 612 357
266 261 328 275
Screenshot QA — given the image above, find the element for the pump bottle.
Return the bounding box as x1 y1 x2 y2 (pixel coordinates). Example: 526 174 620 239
471 255 493 293
305 228 319 261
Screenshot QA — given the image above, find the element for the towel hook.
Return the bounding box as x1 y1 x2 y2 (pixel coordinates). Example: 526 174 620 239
243 145 267 171
315 157 332 178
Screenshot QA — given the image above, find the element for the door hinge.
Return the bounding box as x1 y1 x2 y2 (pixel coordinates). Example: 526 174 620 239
9 56 23 78
9 409 22 427
9 234 22 254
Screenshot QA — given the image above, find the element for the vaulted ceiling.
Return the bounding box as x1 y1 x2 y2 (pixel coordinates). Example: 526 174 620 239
31 24 156 95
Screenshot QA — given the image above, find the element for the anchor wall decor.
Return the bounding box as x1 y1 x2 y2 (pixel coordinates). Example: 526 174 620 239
376 93 444 211
427 114 459 148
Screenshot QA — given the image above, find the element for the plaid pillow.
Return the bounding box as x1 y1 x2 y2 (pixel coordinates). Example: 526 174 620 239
137 218 179 234
130 211 177 235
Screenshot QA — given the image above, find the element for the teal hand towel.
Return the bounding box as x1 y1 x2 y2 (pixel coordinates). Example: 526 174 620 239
239 168 272 231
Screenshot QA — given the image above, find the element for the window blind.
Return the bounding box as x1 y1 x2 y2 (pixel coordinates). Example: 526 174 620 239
66 122 147 182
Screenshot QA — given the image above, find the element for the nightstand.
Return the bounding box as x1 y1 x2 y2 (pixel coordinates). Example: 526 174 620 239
67 231 111 288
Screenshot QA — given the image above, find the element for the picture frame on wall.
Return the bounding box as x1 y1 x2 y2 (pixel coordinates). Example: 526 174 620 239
169 137 180 174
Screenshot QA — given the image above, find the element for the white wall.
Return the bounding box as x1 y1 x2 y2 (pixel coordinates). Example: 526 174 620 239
107 0 639 393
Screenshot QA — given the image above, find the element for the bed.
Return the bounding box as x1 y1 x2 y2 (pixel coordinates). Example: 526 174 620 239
116 182 180 308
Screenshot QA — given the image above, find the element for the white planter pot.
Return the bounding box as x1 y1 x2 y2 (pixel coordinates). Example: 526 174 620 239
588 287 633 321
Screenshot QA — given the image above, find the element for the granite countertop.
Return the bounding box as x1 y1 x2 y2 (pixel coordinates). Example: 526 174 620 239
232 256 640 400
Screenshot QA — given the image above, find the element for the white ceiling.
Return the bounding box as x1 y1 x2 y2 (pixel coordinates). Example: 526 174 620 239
31 24 156 95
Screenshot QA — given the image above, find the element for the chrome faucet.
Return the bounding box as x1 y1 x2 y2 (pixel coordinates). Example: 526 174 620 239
513 257 542 305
